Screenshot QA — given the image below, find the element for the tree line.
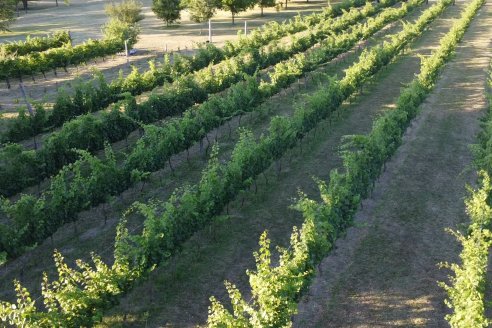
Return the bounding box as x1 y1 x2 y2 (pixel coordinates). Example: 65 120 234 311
1 0 295 37
152 0 277 26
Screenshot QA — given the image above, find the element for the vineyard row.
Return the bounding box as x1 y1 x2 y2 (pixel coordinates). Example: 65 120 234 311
440 61 492 327
0 31 71 57
207 0 484 326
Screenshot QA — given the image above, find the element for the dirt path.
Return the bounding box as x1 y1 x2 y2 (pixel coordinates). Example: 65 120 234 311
94 3 462 327
293 1 492 327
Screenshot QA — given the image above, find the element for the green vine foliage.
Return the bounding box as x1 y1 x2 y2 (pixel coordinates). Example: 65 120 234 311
440 172 491 328
0 0 482 325
3 0 414 264
0 31 71 57
207 0 487 325
0 27 135 83
0 0 415 268
0 0 439 325
0 0 376 196
0 0 382 200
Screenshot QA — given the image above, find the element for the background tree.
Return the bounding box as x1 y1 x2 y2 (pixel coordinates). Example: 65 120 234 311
102 18 140 47
103 0 142 48
0 0 16 31
105 0 144 24
257 0 275 16
219 0 252 24
152 0 182 26
185 0 218 23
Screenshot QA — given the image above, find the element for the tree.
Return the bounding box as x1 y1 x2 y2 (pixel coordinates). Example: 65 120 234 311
105 0 144 24
152 0 181 26
185 0 218 23
219 0 252 24
102 0 142 48
0 0 16 32
102 18 140 47
257 0 275 16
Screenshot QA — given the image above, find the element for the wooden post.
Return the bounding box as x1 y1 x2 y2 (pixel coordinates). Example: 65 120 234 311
19 83 34 117
124 40 129 65
19 83 37 149
208 19 212 43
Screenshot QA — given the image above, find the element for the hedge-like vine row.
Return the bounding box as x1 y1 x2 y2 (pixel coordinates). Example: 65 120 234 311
0 31 71 56
0 0 400 198
207 0 484 325
0 1 430 326
1 0 369 144
440 60 492 327
0 37 129 84
0 0 415 261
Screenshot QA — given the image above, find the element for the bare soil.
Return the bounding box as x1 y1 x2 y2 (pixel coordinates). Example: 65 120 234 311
293 1 492 326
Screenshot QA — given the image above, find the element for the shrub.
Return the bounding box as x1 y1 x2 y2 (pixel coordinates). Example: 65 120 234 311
102 18 140 47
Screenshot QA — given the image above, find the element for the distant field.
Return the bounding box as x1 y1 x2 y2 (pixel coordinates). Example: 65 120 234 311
0 0 327 51
0 0 328 113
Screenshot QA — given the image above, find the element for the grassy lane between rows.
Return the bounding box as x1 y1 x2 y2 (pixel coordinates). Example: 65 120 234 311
205 0 485 326
440 61 492 327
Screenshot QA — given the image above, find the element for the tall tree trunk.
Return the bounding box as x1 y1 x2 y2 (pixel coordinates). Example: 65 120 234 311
285 0 287 9
261 6 264 16
231 11 235 24
56 0 59 6
21 0 28 11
